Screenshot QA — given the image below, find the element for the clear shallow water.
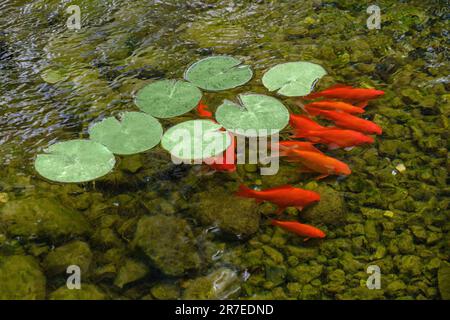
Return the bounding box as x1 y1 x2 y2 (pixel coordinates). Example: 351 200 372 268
0 0 448 300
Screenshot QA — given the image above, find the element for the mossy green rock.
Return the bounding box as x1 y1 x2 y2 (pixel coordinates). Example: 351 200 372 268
49 284 107 300
0 198 91 240
398 255 422 276
192 188 260 238
288 263 323 285
182 268 240 300
300 185 346 225
336 286 385 300
150 283 180 300
43 241 92 275
114 259 149 288
386 280 407 296
133 215 201 276
260 165 302 187
0 255 46 300
438 261 450 300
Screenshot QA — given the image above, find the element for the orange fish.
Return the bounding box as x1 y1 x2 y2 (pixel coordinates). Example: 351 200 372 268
282 149 351 180
277 141 323 154
305 84 385 101
289 114 324 131
236 184 320 214
303 100 365 114
271 219 325 240
196 101 213 118
208 136 236 172
306 108 382 135
292 128 374 150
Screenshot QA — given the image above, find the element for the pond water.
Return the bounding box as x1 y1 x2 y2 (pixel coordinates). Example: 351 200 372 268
0 0 448 300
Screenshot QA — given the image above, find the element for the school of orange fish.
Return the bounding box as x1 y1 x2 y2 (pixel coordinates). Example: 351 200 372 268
196 84 385 241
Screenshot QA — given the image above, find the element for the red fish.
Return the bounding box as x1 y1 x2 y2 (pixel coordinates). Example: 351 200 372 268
292 128 374 150
271 219 325 240
236 184 320 214
196 101 213 118
282 149 351 180
306 108 382 135
304 84 385 101
289 114 324 131
303 100 365 114
208 136 236 172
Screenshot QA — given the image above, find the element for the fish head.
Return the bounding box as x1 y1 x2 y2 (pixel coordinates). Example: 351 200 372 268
316 229 326 238
372 125 383 135
372 90 385 98
337 162 352 175
361 134 375 144
308 190 321 202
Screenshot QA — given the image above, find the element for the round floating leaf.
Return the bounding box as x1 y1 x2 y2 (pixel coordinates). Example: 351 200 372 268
89 112 163 155
215 94 289 137
135 80 202 118
262 61 327 97
184 56 253 91
161 120 231 160
35 140 116 183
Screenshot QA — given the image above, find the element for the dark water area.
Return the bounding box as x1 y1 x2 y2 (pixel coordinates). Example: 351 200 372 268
0 0 449 300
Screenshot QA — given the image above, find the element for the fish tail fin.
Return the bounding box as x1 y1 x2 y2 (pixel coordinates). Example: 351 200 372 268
270 219 281 227
305 106 322 116
275 206 287 214
235 185 255 198
295 99 307 112
303 92 322 100
196 102 213 118
355 100 368 108
291 129 310 139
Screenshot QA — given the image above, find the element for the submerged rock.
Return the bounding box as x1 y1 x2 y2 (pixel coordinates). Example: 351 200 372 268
133 215 201 276
336 286 385 300
114 259 149 288
150 283 180 300
300 185 346 226
182 268 240 300
0 198 91 240
438 261 450 300
288 262 323 285
49 284 107 300
0 255 46 299
43 241 93 275
192 188 260 239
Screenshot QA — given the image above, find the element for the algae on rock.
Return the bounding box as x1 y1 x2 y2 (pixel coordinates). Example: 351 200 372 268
192 187 260 239
43 241 93 275
133 215 201 277
0 255 46 300
0 198 91 240
49 284 107 300
182 268 240 300
300 185 346 226
438 261 450 300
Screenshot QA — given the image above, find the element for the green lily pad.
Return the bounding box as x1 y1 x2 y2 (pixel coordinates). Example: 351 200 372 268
135 80 202 118
35 140 116 183
89 112 163 155
262 61 327 97
215 94 289 137
161 120 231 161
184 56 253 91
